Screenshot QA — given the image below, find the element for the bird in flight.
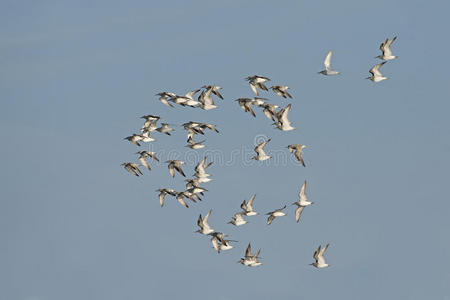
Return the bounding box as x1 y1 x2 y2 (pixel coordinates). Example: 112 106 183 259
246 75 270 95
121 162 143 177
288 144 307 166
292 181 313 223
319 50 340 75
266 205 287 225
239 243 262 267
367 62 388 82
253 138 272 161
376 36 397 61
271 85 292 99
311 244 330 268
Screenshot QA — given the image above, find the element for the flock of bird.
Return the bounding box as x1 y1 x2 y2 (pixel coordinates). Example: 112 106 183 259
121 37 398 268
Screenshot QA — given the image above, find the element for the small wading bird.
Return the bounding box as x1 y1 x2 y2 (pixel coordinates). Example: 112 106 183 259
156 92 176 107
121 162 143 177
239 243 262 267
311 244 330 268
253 138 272 161
367 61 388 83
319 50 340 76
241 194 258 216
156 188 177 207
271 85 292 99
292 181 314 223
288 144 307 166
266 205 287 225
274 104 295 131
196 210 215 235
246 75 270 95
376 36 397 61
166 160 186 177
228 212 248 226
136 151 159 171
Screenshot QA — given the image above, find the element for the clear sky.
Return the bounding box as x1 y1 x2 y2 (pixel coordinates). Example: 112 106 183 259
2 1 450 299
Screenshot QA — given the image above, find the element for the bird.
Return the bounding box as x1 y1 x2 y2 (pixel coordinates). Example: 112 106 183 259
156 92 176 107
261 103 280 122
156 123 175 135
182 89 201 107
156 188 177 207
136 151 159 170
166 160 186 177
196 210 215 235
292 181 313 223
253 138 272 161
170 94 190 106
266 205 287 225
140 130 156 143
202 85 224 100
236 98 257 117
288 144 307 166
228 212 248 226
121 162 143 177
186 136 206 149
376 36 397 61
311 244 330 268
246 75 270 95
271 85 292 98
319 50 340 75
209 232 236 253
124 134 144 146
175 191 191 208
367 62 388 82
239 243 262 267
198 90 218 110
194 157 213 180
275 104 295 131
240 194 258 216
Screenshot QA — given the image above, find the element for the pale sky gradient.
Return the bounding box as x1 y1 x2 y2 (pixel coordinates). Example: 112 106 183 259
1 1 450 299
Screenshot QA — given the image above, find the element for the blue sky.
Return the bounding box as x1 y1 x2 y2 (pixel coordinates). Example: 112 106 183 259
1 1 450 299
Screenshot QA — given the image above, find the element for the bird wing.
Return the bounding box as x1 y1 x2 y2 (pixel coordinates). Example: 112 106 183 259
175 165 186 177
203 210 212 225
384 36 396 57
263 108 276 121
245 243 252 257
138 157 150 171
279 104 292 125
255 139 271 155
240 200 247 211
295 206 305 223
158 193 165 207
168 164 175 177
294 150 305 167
313 245 321 262
248 194 256 207
370 62 386 76
249 82 259 95
324 50 333 70
177 195 188 208
197 214 203 228
267 214 275 225
299 181 307 200
245 101 256 117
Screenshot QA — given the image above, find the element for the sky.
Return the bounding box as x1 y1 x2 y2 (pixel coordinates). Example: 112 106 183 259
1 0 450 299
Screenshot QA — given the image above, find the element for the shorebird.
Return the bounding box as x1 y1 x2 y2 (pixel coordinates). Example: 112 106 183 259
367 62 388 82
246 75 270 95
156 123 175 135
239 243 262 267
199 123 219 133
271 85 292 99
288 144 307 166
156 188 177 207
311 244 330 268
121 162 143 177
140 130 156 143
236 98 257 117
194 157 213 179
175 191 191 208
198 90 218 110
170 95 190 106
166 160 186 177
202 85 224 100
275 104 295 131
186 136 206 149
253 138 272 161
228 212 248 226
156 92 176 107
319 50 340 75
241 194 258 216
292 181 313 223
209 232 236 253
261 103 279 122
376 36 397 61
266 205 287 225
196 210 215 235
218 239 236 252
124 134 144 146
136 151 159 170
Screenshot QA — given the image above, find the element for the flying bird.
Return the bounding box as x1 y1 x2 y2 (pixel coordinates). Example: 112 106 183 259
156 188 177 207
319 50 340 75
156 123 175 135
292 181 314 223
156 92 176 107
196 210 215 235
246 75 270 95
367 62 388 82
124 134 144 146
311 244 330 268
136 150 159 170
239 243 262 267
166 160 186 177
236 98 257 117
266 205 287 225
121 162 143 177
288 144 307 166
253 138 272 161
240 194 258 216
202 85 224 100
228 212 248 226
261 103 280 122
271 85 292 99
186 136 206 149
275 104 295 131
376 36 397 61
